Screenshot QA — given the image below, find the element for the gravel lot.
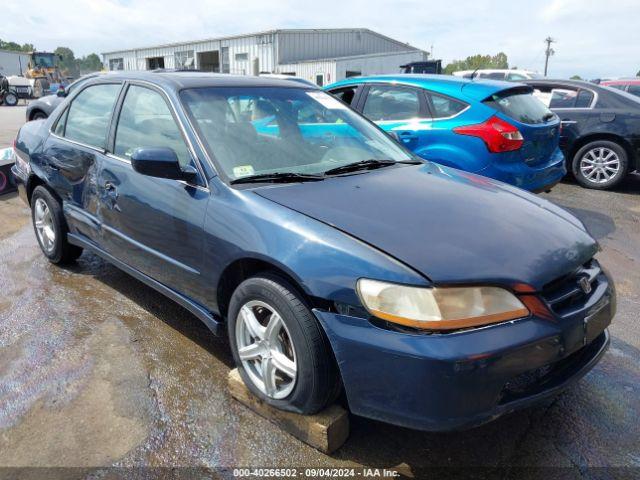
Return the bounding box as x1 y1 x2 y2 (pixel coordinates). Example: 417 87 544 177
0 105 638 479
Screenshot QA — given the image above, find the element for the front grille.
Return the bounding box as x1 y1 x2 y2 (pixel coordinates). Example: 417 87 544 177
541 259 601 317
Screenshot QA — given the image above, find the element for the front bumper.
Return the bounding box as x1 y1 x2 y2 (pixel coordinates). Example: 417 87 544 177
314 270 614 431
477 147 566 192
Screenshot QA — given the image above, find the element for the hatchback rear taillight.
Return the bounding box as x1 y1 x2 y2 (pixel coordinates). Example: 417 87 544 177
453 116 524 153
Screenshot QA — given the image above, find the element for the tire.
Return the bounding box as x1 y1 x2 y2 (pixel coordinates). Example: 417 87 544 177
33 79 49 98
31 186 83 264
228 274 340 414
4 91 18 106
32 111 47 120
572 140 628 190
0 171 7 193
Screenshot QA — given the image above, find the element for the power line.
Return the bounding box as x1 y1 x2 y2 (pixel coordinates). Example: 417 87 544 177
544 37 555 76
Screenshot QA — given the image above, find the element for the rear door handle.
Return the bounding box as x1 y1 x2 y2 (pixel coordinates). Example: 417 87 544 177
397 131 418 142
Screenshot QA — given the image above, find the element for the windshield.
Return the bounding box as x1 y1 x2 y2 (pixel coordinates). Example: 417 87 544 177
180 87 414 180
484 89 555 124
33 53 56 68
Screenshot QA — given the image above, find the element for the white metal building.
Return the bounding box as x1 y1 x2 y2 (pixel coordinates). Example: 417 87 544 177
101 28 428 85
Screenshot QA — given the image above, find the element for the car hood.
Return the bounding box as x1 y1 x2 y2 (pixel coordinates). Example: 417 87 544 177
255 163 598 289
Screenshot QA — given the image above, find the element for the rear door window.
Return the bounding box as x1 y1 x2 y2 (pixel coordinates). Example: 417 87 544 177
484 89 554 124
548 88 578 108
575 89 594 108
63 83 121 149
362 85 422 121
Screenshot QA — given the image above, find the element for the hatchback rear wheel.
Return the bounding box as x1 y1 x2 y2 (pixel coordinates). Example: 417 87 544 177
228 274 340 414
572 140 628 190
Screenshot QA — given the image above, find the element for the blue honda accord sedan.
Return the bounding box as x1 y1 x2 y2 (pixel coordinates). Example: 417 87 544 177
12 72 614 431
325 75 566 192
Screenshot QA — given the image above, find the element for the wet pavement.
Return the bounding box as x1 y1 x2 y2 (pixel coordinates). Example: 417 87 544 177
0 109 639 479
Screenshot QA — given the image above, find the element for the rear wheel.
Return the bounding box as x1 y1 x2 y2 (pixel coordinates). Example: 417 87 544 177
3 91 18 106
32 111 47 120
572 140 628 190
31 186 83 264
228 274 340 414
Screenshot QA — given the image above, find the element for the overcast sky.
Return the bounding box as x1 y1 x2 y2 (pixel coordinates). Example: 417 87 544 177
4 0 638 79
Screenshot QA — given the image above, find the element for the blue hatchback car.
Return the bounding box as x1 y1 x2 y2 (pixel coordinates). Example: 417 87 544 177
12 72 614 431
326 75 566 192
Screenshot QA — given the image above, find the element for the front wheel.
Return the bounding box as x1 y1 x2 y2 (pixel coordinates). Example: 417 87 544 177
228 274 340 414
31 186 83 264
572 141 628 190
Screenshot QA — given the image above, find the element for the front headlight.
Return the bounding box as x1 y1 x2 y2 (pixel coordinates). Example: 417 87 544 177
356 279 529 331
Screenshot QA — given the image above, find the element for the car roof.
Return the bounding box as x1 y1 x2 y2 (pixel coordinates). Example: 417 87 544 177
522 78 600 89
325 74 528 102
91 71 314 90
601 79 640 85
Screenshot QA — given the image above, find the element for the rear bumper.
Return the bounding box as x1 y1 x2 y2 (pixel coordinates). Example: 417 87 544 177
477 147 566 192
314 271 614 431
10 164 29 204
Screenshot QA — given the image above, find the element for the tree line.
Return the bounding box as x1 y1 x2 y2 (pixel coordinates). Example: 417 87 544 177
1 39 103 76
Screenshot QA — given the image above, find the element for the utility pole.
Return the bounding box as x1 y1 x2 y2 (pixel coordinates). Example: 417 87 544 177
544 37 555 76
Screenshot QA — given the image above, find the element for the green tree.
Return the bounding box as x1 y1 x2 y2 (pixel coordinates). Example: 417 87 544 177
77 53 103 73
54 46 79 77
444 52 509 74
570 75 582 80
637 70 640 77
0 39 35 52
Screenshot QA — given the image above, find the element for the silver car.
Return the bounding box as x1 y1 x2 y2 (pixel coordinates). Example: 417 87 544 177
26 73 101 121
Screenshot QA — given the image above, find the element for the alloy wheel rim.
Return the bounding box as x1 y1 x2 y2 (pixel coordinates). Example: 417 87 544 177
235 300 297 399
580 147 620 184
34 198 56 253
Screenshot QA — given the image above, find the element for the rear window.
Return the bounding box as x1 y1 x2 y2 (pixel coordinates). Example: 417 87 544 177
484 89 554 124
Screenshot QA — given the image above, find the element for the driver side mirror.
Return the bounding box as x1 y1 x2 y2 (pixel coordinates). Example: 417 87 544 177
131 147 198 182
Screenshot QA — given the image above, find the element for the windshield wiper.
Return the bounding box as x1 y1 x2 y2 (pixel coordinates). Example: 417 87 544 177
230 172 326 184
323 159 421 176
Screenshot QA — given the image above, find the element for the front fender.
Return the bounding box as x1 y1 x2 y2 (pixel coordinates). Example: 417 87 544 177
203 178 429 313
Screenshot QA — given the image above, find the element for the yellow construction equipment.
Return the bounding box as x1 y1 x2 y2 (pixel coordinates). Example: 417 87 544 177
24 51 66 98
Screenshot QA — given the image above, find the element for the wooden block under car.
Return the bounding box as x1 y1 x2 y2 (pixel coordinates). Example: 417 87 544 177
228 368 349 454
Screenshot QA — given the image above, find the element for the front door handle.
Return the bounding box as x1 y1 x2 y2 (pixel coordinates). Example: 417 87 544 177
103 181 121 211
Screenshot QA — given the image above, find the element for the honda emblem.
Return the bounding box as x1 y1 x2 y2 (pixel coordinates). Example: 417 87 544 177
579 277 592 294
